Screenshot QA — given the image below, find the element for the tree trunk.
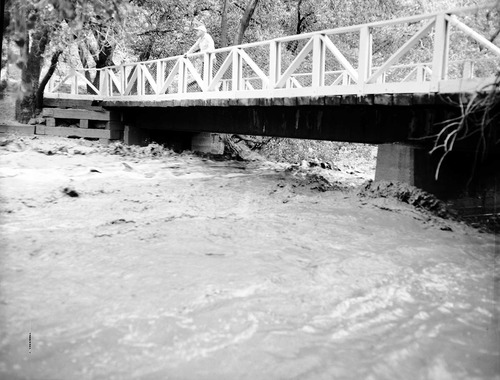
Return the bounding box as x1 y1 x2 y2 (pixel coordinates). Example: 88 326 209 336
220 0 229 48
233 0 260 45
88 25 115 94
36 50 62 110
15 24 50 122
0 0 5 68
221 0 261 156
287 0 310 53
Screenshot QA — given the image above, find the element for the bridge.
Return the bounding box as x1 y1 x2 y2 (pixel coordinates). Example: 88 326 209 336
41 3 500 202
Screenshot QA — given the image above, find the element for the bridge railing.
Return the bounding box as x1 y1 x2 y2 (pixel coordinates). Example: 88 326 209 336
45 3 500 101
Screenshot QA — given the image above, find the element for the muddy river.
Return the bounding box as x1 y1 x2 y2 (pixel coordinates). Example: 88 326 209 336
0 136 498 379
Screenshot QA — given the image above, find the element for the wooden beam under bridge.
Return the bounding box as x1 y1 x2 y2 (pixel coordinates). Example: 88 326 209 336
100 93 465 145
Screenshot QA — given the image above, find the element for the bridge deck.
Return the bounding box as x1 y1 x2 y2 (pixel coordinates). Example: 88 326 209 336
95 92 469 108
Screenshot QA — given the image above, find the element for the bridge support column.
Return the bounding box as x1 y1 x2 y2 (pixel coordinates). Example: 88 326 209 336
375 143 444 196
375 144 419 186
376 143 500 215
191 133 224 154
124 124 147 146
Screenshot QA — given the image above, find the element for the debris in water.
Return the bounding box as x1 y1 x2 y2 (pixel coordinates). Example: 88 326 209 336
122 163 134 171
109 219 135 225
62 187 79 198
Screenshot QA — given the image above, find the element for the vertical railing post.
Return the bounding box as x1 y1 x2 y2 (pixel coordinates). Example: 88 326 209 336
269 40 281 89
431 13 450 91
342 72 348 85
462 60 473 79
178 58 187 93
416 64 424 82
203 53 211 90
137 64 144 96
358 26 372 94
120 65 126 95
156 61 163 95
99 69 108 97
232 48 242 91
71 70 78 95
312 34 325 89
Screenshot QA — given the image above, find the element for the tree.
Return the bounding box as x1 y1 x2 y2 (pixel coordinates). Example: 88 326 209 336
286 0 314 53
3 0 130 122
220 0 229 47
234 0 260 45
8 1 58 122
1 0 6 70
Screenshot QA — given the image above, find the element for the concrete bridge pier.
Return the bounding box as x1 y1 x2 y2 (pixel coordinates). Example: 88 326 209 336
123 123 223 154
191 132 224 154
375 144 437 190
375 142 499 214
375 143 467 199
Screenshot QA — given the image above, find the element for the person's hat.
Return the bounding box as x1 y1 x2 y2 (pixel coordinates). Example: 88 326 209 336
194 25 207 32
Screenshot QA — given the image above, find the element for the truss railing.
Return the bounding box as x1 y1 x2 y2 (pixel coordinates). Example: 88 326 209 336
45 3 500 101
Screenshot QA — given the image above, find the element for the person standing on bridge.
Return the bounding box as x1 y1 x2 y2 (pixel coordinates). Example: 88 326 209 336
184 24 216 89
185 24 215 56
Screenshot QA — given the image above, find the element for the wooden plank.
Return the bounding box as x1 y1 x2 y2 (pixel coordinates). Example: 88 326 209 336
363 81 431 94
36 126 121 139
0 124 36 135
283 97 297 106
393 94 413 105
309 96 325 106
272 97 285 106
42 108 54 117
296 96 311 106
412 93 434 105
357 94 374 105
43 98 98 109
80 119 89 129
438 77 495 94
210 98 230 107
341 95 357 105
237 98 260 106
324 95 342 105
373 94 393 105
42 108 119 121
260 98 274 107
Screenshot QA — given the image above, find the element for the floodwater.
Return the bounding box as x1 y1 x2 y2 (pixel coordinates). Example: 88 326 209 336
0 137 498 379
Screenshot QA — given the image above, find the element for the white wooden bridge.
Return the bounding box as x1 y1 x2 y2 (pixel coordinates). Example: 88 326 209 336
45 3 500 103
